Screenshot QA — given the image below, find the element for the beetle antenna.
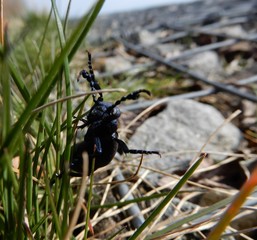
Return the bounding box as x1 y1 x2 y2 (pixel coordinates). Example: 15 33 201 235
77 51 103 102
109 89 151 110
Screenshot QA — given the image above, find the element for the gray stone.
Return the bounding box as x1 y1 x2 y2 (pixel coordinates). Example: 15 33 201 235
214 25 247 38
129 99 242 185
138 30 159 45
181 51 224 81
104 56 133 73
156 43 184 59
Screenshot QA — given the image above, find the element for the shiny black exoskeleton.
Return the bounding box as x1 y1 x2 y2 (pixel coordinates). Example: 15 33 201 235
70 52 160 176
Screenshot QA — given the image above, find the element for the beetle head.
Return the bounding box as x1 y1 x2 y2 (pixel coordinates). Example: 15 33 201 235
87 101 121 123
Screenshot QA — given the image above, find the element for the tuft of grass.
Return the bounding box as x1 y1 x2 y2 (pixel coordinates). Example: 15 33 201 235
0 0 104 239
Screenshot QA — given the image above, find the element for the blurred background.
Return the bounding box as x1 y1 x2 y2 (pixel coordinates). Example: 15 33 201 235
7 0 195 18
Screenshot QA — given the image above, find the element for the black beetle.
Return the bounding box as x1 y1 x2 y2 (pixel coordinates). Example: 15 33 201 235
70 52 160 176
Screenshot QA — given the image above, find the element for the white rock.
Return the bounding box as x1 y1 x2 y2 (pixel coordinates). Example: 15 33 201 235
128 99 242 185
182 51 224 81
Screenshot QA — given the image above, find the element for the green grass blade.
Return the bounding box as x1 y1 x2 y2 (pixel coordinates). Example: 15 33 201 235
9 60 30 102
44 167 62 238
0 60 11 140
68 0 105 60
147 194 234 239
63 0 72 34
51 0 73 233
90 192 169 210
16 137 29 239
84 158 95 240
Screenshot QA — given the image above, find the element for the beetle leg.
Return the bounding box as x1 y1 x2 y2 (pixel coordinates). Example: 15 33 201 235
115 138 161 157
77 118 89 129
116 138 130 154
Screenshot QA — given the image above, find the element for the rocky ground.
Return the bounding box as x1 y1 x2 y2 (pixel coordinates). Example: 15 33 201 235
72 0 257 238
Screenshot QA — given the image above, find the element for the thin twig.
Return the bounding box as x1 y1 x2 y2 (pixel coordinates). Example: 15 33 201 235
192 109 242 163
92 154 144 185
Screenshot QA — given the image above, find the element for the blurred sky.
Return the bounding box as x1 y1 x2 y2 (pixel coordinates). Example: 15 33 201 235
24 0 195 18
